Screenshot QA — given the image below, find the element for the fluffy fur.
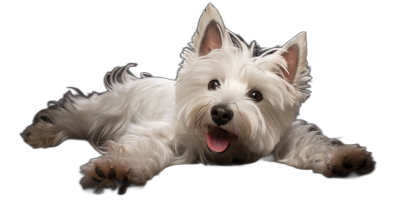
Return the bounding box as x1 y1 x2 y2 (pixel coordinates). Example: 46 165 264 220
21 4 375 194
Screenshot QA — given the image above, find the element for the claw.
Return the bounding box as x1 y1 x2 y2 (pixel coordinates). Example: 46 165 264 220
95 166 106 178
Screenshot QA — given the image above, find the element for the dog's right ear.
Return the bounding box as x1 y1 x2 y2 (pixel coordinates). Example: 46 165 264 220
191 4 226 56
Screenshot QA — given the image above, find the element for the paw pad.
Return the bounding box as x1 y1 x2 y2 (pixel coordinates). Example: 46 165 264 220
327 158 350 177
108 167 116 179
95 166 106 178
357 159 367 169
92 177 102 183
332 166 344 176
342 156 352 169
92 165 128 186
327 145 375 177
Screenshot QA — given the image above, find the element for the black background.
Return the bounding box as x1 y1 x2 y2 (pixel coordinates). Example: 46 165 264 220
10 1 393 217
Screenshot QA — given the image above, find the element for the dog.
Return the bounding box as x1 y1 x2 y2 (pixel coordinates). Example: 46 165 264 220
21 4 375 194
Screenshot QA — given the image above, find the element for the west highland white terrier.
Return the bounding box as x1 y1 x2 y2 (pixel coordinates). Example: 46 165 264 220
21 4 375 194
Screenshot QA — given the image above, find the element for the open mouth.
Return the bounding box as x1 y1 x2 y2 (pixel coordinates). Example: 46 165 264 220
206 125 238 154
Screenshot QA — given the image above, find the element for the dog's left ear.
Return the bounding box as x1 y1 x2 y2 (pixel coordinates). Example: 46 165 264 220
273 32 308 84
191 4 226 56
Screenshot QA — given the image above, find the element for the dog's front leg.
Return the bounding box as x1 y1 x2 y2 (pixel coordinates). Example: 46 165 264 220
79 133 182 194
274 120 375 177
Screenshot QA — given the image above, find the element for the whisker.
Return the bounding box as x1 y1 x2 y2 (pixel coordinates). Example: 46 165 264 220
233 102 243 120
193 99 214 135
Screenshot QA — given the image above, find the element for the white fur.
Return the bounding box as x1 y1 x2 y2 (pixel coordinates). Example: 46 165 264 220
22 4 366 191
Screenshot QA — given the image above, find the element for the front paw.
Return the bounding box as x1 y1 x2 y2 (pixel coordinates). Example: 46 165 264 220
80 157 131 194
324 144 375 177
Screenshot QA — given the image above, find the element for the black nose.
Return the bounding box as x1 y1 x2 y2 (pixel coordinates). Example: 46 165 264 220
211 105 233 126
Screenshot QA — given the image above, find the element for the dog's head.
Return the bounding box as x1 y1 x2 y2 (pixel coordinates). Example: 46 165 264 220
175 4 311 164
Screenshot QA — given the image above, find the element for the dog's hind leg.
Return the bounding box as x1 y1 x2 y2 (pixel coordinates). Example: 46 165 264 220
21 93 99 149
274 120 375 177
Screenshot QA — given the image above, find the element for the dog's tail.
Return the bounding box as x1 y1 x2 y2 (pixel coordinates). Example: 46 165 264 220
103 63 153 91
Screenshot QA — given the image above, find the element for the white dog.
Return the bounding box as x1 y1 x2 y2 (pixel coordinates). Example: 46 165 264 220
21 4 375 194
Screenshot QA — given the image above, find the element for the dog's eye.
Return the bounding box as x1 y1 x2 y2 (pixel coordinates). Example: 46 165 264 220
208 80 220 90
249 91 263 102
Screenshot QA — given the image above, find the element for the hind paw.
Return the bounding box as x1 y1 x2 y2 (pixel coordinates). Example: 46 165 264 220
324 144 375 177
21 117 60 148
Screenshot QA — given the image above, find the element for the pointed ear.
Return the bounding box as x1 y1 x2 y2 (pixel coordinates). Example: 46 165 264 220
274 32 308 84
191 4 226 56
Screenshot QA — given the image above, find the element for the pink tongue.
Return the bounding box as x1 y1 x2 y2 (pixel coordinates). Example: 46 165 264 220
206 127 232 153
